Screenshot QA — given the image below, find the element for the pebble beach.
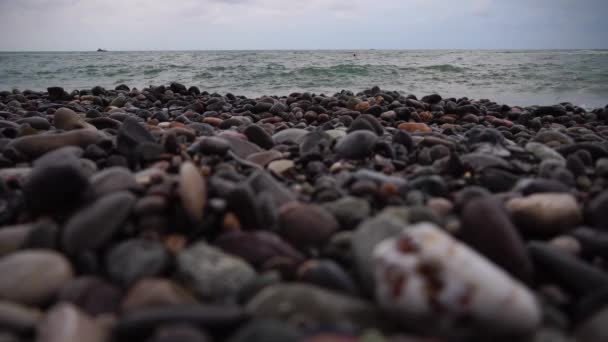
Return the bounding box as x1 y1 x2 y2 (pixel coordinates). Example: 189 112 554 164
0 83 608 341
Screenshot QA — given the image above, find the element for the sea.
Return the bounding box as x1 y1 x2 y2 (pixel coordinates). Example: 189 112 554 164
1 50 607 108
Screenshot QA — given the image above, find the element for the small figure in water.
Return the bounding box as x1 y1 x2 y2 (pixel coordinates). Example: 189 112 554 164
353 53 357 57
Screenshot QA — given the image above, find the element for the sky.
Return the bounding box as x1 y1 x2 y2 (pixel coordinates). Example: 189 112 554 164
0 0 606 51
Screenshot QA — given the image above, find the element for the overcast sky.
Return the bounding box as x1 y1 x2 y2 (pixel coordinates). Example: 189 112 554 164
0 0 606 51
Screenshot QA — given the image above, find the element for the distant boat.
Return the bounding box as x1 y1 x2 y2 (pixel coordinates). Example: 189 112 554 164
97 48 107 52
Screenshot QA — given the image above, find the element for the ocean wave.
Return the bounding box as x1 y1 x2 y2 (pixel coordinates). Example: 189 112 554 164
420 64 467 73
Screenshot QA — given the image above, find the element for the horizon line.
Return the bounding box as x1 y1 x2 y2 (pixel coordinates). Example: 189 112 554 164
1 48 608 53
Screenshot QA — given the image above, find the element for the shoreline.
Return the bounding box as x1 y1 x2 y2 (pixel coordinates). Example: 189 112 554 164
0 83 608 340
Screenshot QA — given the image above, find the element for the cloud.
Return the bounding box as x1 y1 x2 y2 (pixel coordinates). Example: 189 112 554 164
0 0 606 50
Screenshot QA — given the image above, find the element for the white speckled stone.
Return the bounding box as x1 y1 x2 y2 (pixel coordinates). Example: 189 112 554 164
373 222 540 337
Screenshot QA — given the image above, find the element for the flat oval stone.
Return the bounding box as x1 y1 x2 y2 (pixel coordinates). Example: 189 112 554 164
8 129 107 160
106 239 170 287
53 107 95 131
214 231 304 269
398 122 432 133
90 166 139 198
246 150 283 167
323 196 371 230
507 193 582 236
176 242 257 301
374 223 541 337
243 125 274 149
121 278 197 313
272 128 308 144
335 130 378 160
36 303 106 342
460 196 534 283
218 135 262 158
0 250 73 306
278 202 339 250
178 162 206 224
62 191 136 255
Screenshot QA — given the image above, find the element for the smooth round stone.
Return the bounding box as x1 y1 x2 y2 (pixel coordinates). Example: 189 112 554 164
267 159 294 175
0 301 41 334
121 278 197 313
374 223 541 337
246 150 283 167
352 210 408 293
246 170 296 208
7 109 92 142
525 142 565 162
297 259 358 295
32 146 84 167
116 117 155 157
214 231 304 270
324 129 347 141
272 128 308 144
90 166 139 198
0 225 31 257
507 193 582 236
246 284 388 330
176 242 257 301
532 130 574 146
178 162 206 224
227 319 304 342
243 125 274 149
36 304 106 342
196 137 231 156
0 250 73 306
323 196 371 230
23 159 91 215
335 130 378 160
278 202 339 250
459 196 533 283
106 239 169 287
587 191 608 230
218 135 262 158
53 107 95 131
62 191 136 255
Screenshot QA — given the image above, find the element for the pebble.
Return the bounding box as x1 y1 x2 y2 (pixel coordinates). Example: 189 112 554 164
0 250 73 306
335 130 378 160
176 241 257 301
0 85 606 340
178 162 207 224
106 239 170 287
36 303 107 342
507 193 582 236
7 129 107 159
62 191 136 254
459 196 534 283
121 278 197 312
89 166 139 198
323 196 372 230
278 202 340 250
374 222 541 337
